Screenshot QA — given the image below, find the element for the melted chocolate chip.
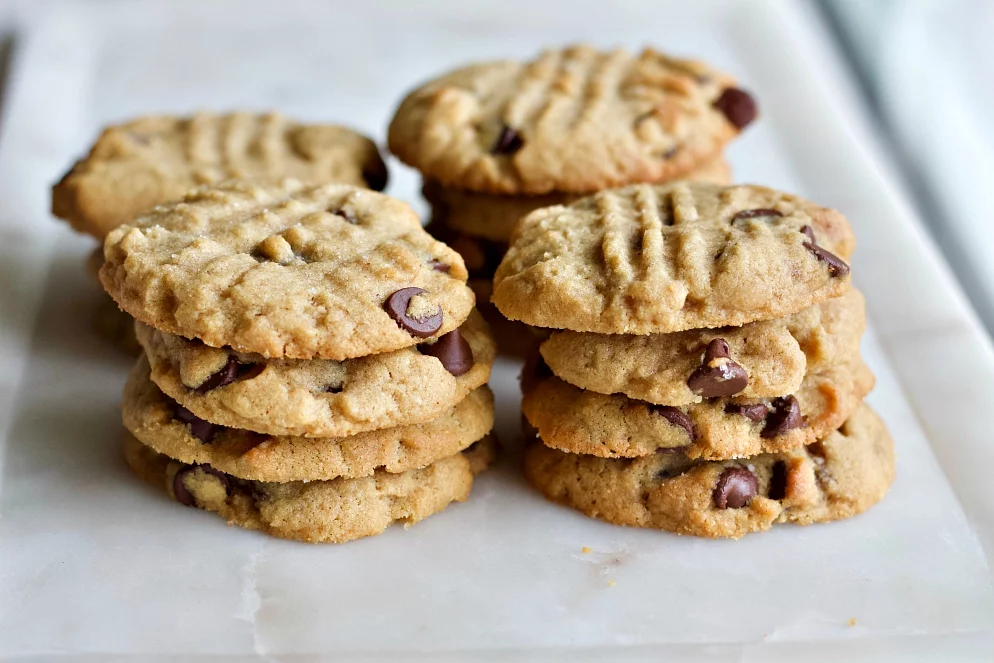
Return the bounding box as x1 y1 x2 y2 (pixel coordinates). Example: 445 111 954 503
175 405 222 443
713 466 758 509
724 402 770 423
172 464 232 508
800 224 816 242
384 287 443 337
650 405 697 441
761 395 805 438
362 158 389 192
732 208 783 223
428 259 450 273
713 88 758 129
420 328 474 376
331 208 358 224
491 125 524 155
768 460 788 500
803 240 850 277
686 338 749 398
196 356 263 393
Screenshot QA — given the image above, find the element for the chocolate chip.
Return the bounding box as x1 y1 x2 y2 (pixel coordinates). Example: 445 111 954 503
686 338 749 398
362 158 388 192
331 208 358 224
650 405 697 441
732 208 782 223
768 461 788 500
175 405 221 443
800 224 816 242
428 259 450 273
713 88 757 129
761 395 804 438
384 287 443 337
724 402 770 422
172 464 232 508
196 356 263 393
712 466 758 509
420 328 474 376
324 384 344 394
803 239 850 277
491 124 524 155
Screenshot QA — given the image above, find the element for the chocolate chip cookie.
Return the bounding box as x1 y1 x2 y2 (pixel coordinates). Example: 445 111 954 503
53 112 387 239
493 182 853 333
524 402 893 539
123 355 494 481
136 309 495 437
540 289 865 406
388 45 754 195
523 354 874 460
101 180 475 360
124 431 497 543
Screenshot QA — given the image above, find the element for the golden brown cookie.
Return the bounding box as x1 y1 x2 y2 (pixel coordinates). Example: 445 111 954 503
123 355 494 482
493 182 854 333
53 112 387 239
388 45 753 195
100 180 475 360
124 431 497 544
539 289 865 406
524 403 893 539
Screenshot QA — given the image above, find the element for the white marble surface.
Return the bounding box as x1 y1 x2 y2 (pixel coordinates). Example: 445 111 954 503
0 1 992 660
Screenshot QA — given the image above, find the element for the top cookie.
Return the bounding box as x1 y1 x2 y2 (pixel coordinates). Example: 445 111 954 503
492 182 854 334
101 180 475 360
53 112 388 239
388 44 753 195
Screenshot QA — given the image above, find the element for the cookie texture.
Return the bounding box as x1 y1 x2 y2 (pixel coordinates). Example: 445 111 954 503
540 289 865 406
524 355 874 460
101 180 474 360
53 112 387 239
124 431 497 543
493 182 854 333
524 403 893 539
423 157 731 244
388 45 750 194
123 355 494 481
136 310 495 437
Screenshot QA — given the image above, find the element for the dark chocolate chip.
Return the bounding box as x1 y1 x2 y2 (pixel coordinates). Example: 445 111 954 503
196 356 263 393
428 259 450 273
324 384 344 394
172 464 232 508
724 402 770 422
761 395 805 438
768 460 788 500
362 158 389 192
686 338 749 398
800 224 816 242
491 124 524 155
803 240 850 277
732 208 782 223
384 287 443 337
713 466 758 509
713 88 757 130
175 405 222 444
650 405 697 441
420 328 474 376
331 208 358 224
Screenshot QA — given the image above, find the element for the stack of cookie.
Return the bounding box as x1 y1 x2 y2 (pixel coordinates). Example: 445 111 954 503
494 182 894 539
52 111 388 353
100 180 498 543
387 45 755 351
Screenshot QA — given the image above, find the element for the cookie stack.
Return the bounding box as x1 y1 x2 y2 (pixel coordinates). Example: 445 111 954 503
52 112 388 353
494 181 894 539
100 180 498 543
387 44 755 351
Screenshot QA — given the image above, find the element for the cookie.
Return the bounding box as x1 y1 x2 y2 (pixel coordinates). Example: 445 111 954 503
100 180 475 360
493 182 854 333
53 112 387 239
524 402 893 539
540 289 865 406
124 431 497 543
136 310 495 437
123 355 494 481
423 156 731 244
388 45 753 195
523 355 874 460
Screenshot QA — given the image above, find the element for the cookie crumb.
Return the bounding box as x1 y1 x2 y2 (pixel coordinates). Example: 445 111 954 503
581 546 592 554
848 618 858 628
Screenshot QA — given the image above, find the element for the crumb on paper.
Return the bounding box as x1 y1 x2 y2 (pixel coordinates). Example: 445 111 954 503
608 580 616 587
581 546 592 554
848 618 858 627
